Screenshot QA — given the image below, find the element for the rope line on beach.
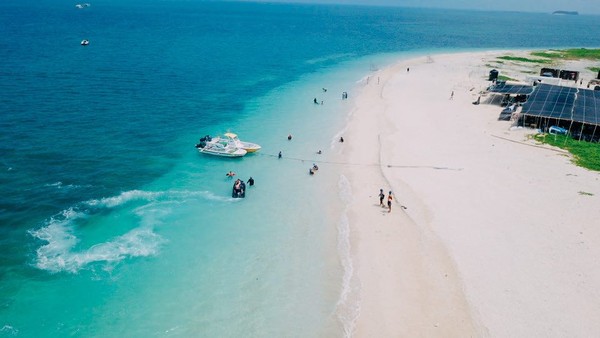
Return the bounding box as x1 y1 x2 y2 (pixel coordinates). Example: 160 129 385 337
490 134 569 153
258 152 377 166
258 153 462 170
386 165 463 171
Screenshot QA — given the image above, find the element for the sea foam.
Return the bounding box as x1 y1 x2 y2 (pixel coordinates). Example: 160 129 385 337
28 189 224 274
335 174 361 337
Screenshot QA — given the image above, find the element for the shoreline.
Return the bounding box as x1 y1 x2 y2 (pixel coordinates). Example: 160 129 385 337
335 50 600 336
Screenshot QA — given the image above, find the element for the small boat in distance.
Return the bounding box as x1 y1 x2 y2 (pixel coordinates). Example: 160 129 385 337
81 39 90 46
552 10 578 15
221 132 261 153
75 3 91 8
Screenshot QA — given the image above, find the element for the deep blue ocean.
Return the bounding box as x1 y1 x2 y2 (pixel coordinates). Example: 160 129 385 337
1 0 599 336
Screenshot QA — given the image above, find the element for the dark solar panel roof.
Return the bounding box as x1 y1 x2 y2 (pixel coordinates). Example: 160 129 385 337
487 81 534 95
575 89 600 124
521 84 600 125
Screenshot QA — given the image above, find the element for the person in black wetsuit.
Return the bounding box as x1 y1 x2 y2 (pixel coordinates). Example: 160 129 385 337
247 177 254 186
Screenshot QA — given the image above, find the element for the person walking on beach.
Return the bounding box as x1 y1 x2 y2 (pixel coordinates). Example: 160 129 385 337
378 189 385 207
387 191 393 213
450 91 454 100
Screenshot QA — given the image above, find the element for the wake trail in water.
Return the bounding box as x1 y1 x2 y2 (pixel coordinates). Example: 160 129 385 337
28 189 229 274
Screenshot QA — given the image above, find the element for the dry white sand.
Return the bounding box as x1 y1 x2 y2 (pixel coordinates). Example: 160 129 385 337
337 51 600 337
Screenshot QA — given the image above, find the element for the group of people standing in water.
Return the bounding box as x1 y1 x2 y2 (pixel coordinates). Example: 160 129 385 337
227 171 254 198
227 88 351 196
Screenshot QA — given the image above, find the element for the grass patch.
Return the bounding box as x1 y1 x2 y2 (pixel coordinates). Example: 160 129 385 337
561 48 600 60
530 48 600 61
533 134 600 171
588 66 600 73
497 55 551 64
530 51 561 59
578 191 594 196
498 75 518 81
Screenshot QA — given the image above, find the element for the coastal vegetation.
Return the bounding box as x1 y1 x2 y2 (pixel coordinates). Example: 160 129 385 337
530 48 600 60
588 67 600 73
497 55 551 64
497 75 517 81
533 134 600 171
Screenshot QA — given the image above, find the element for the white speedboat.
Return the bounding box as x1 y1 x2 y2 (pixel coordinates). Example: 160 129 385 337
198 139 247 157
81 39 90 46
221 132 261 153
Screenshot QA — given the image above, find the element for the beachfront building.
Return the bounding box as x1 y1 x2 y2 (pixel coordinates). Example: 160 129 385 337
486 80 533 106
485 68 600 142
518 83 600 141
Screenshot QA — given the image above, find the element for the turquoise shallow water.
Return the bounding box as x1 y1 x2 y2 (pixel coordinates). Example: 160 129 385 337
1 1 600 336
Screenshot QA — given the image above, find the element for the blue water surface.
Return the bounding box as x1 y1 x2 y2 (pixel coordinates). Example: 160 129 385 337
1 1 599 336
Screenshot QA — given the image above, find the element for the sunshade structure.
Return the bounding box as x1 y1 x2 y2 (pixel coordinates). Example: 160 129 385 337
520 84 600 141
487 81 534 95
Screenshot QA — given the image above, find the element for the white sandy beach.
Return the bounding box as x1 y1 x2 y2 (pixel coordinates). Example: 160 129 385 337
338 51 600 337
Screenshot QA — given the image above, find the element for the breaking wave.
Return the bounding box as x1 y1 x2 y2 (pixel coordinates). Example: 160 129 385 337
335 174 361 337
29 189 223 274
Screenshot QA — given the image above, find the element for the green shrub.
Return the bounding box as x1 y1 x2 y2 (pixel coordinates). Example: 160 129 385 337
498 75 517 81
497 56 551 64
533 134 600 171
530 48 600 61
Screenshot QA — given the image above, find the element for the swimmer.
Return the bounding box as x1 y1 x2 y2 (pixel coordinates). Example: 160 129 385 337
226 171 236 178
312 163 319 170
